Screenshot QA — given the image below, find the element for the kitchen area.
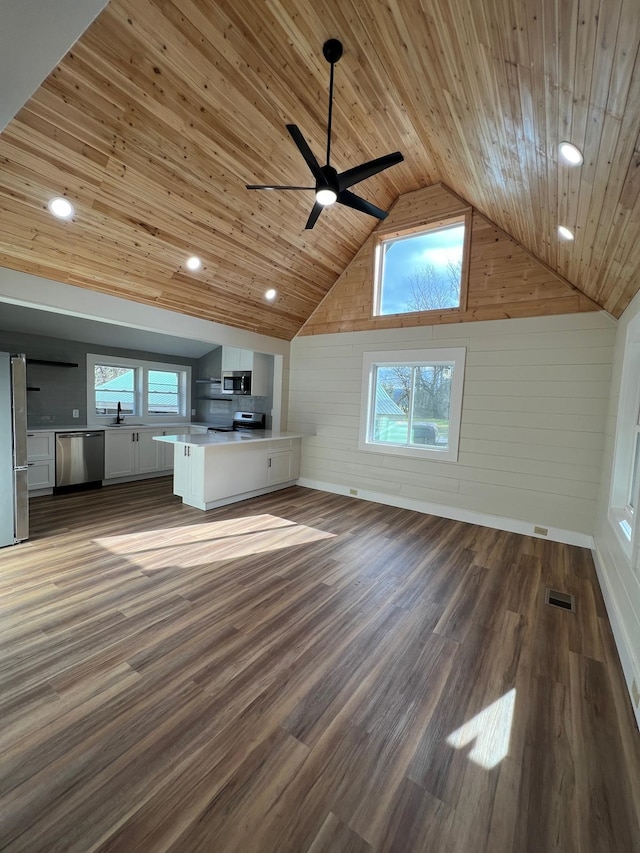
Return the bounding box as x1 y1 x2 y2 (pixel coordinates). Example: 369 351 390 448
0 320 296 548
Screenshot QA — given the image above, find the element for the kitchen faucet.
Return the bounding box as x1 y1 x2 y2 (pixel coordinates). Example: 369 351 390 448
116 401 124 424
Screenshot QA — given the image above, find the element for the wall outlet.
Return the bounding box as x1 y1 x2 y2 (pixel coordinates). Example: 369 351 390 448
534 525 548 536
41 415 51 422
349 488 358 496
72 409 79 418
632 678 640 709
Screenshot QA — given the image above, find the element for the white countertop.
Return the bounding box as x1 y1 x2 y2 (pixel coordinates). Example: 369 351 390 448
26 422 211 433
154 430 306 446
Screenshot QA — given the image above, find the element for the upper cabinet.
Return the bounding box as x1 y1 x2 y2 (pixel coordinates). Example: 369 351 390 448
221 347 253 372
221 347 269 396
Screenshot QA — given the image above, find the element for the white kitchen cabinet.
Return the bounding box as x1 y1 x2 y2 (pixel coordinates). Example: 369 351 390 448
104 427 166 479
173 443 203 504
161 430 176 470
104 429 137 478
157 434 301 510
136 428 163 473
27 431 54 461
161 426 205 470
268 452 294 485
221 347 253 372
28 459 55 490
221 348 269 396
27 431 55 491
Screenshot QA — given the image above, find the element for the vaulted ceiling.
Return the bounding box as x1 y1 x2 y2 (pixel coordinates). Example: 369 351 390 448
0 0 639 341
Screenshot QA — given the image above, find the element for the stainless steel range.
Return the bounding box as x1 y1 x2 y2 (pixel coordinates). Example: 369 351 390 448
208 411 265 434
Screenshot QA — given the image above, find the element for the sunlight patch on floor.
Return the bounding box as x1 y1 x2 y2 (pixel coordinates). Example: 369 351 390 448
446 688 516 769
92 513 335 570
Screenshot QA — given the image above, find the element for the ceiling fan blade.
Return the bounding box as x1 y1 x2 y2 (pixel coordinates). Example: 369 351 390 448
246 185 314 190
286 124 323 181
337 152 404 191
337 190 388 220
305 201 323 230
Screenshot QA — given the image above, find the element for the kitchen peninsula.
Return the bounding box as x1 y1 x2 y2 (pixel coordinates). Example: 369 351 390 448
154 430 304 510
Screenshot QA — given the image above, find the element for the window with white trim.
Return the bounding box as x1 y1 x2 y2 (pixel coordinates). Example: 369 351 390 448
609 318 640 563
373 214 470 317
87 354 191 423
359 348 466 462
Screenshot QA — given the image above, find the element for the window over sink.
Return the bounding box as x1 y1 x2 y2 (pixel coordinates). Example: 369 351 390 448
87 354 191 424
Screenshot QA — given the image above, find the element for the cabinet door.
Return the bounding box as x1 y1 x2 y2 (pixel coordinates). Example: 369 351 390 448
104 430 136 478
267 451 293 485
221 347 240 372
250 353 269 396
172 445 190 496
27 460 54 489
136 429 163 474
237 349 253 371
161 431 176 470
27 432 54 461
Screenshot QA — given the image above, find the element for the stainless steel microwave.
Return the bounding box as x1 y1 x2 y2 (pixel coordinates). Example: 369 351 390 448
221 371 251 395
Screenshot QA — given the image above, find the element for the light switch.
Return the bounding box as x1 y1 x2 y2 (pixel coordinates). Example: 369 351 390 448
72 409 80 418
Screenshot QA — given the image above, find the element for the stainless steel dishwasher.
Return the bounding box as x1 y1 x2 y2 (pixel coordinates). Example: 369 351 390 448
55 431 104 490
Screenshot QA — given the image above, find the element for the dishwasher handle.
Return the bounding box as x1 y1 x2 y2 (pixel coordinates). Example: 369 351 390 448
56 431 104 438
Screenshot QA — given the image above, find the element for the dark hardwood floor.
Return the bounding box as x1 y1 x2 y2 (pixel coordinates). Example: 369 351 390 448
1 479 639 852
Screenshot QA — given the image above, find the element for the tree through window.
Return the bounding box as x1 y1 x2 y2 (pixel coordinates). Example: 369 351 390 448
360 348 467 462
374 215 469 316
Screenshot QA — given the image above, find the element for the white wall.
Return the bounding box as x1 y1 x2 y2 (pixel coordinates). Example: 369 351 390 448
289 312 616 545
593 290 640 727
0 0 108 132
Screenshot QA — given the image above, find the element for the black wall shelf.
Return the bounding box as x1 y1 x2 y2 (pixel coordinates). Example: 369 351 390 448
27 358 79 368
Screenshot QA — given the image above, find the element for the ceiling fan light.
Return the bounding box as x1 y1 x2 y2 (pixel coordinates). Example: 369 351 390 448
316 188 337 206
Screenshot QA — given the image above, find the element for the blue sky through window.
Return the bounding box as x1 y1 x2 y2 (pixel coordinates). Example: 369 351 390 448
378 222 465 315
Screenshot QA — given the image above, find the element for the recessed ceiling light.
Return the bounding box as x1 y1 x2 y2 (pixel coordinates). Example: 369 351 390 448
558 225 574 241
186 255 201 271
265 288 277 301
559 142 583 166
47 197 74 219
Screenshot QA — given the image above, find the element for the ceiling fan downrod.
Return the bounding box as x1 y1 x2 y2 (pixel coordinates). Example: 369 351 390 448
323 38 343 167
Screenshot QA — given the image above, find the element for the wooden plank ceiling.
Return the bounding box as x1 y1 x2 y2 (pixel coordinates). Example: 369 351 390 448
0 0 639 341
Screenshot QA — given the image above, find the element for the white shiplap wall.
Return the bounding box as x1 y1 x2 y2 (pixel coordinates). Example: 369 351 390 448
593 290 640 726
289 312 616 542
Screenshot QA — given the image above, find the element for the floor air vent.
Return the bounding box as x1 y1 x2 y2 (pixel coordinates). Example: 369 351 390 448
545 588 575 612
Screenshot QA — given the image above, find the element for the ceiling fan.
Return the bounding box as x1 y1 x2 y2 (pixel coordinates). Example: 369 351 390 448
246 39 404 230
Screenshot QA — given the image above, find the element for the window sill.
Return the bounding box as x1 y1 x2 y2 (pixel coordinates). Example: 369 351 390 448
359 440 458 463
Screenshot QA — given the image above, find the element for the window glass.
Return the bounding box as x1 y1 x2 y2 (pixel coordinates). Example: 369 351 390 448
88 355 190 423
94 365 136 415
361 348 466 462
372 364 453 450
629 433 640 513
376 221 465 316
148 370 180 414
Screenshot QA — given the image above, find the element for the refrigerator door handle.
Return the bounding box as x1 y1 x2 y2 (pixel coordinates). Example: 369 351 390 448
11 355 27 468
13 466 28 542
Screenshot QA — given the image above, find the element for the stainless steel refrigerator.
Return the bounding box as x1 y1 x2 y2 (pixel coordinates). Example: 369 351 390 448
0 353 28 547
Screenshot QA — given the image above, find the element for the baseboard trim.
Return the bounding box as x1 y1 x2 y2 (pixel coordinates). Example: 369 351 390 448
591 543 640 729
296 477 594 548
